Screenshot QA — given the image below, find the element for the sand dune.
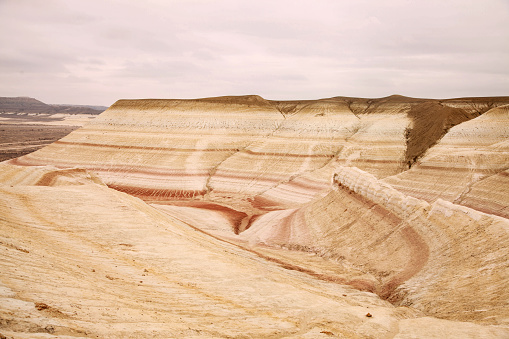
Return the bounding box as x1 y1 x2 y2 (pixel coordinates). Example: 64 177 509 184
1 95 509 337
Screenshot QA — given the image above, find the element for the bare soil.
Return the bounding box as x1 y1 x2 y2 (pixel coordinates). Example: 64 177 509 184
0 124 78 162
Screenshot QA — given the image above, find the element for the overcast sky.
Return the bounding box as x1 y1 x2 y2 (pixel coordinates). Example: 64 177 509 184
1 0 508 106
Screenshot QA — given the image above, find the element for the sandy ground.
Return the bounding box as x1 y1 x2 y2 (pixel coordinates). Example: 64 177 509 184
0 111 98 126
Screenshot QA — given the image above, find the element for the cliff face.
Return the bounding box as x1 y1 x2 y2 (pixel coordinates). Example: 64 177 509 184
2 95 509 337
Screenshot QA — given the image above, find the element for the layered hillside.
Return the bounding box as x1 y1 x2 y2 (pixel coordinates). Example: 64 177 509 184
10 95 499 206
1 95 509 337
384 104 509 218
240 166 509 324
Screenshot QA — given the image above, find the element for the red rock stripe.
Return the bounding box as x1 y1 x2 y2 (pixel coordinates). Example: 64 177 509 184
417 165 502 172
383 226 430 302
162 210 377 293
243 149 335 158
351 159 402 164
13 156 320 185
109 184 208 200
11 155 210 176
337 185 429 299
461 197 509 219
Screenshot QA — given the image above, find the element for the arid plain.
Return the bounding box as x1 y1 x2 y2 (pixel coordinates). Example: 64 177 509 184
1 95 509 338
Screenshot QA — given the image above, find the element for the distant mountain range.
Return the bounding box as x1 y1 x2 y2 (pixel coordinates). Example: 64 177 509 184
0 97 107 114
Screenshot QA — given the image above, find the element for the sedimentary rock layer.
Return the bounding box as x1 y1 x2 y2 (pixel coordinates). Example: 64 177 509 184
1 165 508 337
241 166 509 324
10 95 507 210
384 104 509 218
0 162 104 186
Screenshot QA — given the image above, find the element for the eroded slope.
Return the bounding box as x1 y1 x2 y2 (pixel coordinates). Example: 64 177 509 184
11 95 503 210
384 104 509 218
240 166 509 325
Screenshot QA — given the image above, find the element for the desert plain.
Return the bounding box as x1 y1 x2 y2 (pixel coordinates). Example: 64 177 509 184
0 97 103 162
1 94 509 338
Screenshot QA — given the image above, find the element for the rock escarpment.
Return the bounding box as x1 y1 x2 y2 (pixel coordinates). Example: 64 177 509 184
2 94 509 337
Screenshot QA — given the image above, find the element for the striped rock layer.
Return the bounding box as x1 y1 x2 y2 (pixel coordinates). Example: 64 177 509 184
384 104 509 218
241 166 509 324
3 165 509 338
2 95 509 337
10 95 507 209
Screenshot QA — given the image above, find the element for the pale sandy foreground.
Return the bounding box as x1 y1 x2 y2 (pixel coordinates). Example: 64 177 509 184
1 95 509 338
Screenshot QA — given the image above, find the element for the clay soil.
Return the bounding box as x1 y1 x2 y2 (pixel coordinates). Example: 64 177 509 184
0 124 78 161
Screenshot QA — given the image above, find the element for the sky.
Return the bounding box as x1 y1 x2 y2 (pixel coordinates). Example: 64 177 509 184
1 0 508 106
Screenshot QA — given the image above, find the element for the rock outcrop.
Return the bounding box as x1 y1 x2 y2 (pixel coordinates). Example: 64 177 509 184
11 95 499 207
241 166 509 324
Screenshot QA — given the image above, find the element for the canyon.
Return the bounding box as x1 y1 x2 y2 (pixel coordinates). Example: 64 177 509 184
1 94 508 338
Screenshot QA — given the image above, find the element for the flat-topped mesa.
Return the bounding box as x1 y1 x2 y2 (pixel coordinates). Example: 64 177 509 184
7 95 509 212
10 96 285 200
241 166 509 323
6 96 348 204
251 96 509 210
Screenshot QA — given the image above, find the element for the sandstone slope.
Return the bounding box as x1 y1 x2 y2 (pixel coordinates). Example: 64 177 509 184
1 164 508 338
11 95 502 207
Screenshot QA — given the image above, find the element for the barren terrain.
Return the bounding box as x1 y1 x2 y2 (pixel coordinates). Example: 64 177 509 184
0 125 78 162
1 95 508 338
0 97 103 162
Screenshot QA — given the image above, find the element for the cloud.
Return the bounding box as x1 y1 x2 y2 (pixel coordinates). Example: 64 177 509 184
0 0 508 105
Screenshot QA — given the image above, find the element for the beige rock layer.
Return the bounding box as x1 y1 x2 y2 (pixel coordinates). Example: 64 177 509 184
2 165 508 337
0 162 104 187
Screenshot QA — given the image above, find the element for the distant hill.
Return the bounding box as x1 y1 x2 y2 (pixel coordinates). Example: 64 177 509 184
49 103 109 111
0 97 106 114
